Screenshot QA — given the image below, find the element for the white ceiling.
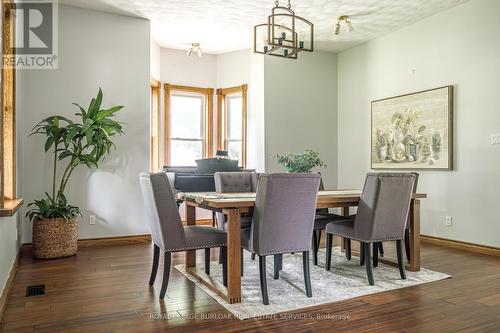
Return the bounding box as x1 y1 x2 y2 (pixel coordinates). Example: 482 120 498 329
61 0 469 54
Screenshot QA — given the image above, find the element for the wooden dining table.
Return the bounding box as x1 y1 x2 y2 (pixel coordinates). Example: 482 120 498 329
177 190 427 304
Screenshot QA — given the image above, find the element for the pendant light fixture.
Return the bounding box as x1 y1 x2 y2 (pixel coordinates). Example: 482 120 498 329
254 0 313 59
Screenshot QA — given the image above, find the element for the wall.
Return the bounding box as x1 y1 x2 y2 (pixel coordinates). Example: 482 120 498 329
0 214 20 303
216 50 266 172
150 39 161 80
160 48 217 87
264 50 339 189
18 5 150 242
337 0 500 246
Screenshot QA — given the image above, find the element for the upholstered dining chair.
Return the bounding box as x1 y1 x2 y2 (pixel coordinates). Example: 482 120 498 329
324 173 416 285
372 172 419 263
214 171 258 232
241 173 320 305
140 172 228 300
214 172 258 266
312 175 353 265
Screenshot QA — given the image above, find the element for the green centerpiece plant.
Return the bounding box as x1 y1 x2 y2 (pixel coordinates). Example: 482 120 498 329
274 149 326 173
27 88 124 259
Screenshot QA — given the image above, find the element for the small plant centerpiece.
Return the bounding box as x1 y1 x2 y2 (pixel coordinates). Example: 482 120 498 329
27 89 124 259
274 149 326 173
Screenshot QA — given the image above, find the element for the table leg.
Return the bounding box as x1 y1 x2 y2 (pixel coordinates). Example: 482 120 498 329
340 206 350 251
185 204 197 268
225 209 242 304
409 199 421 272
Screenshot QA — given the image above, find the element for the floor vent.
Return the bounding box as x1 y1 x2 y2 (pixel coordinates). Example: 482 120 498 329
26 284 45 297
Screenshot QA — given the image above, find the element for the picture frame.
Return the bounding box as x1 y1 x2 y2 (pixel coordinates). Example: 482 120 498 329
371 86 453 170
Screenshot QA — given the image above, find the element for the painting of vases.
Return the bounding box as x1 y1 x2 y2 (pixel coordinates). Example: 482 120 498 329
371 86 453 170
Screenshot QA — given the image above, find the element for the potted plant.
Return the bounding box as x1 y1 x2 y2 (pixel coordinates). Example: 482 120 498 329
274 149 326 173
27 89 124 259
375 129 388 162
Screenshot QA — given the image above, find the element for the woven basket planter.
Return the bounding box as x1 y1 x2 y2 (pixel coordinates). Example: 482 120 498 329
32 217 79 259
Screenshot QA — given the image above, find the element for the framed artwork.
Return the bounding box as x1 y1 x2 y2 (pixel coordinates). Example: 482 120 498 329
371 86 453 170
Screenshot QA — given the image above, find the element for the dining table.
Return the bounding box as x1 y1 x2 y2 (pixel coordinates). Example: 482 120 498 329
177 190 427 304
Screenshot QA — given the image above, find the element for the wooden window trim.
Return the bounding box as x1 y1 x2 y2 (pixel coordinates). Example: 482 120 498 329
0 0 22 216
163 84 214 166
150 77 161 171
217 84 247 168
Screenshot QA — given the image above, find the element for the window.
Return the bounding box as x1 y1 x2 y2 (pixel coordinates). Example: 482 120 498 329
164 84 214 166
217 85 247 167
150 78 161 171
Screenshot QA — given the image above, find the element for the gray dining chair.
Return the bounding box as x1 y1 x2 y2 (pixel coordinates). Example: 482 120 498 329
140 172 228 300
372 172 419 262
241 173 320 305
214 172 258 266
312 175 352 265
324 172 416 285
214 171 258 232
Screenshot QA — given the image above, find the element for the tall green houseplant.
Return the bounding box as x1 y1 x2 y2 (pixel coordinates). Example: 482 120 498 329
27 89 124 259
28 88 124 220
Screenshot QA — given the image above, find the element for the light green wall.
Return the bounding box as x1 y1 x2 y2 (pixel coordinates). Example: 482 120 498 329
0 214 20 299
264 50 338 189
338 0 500 246
17 5 150 243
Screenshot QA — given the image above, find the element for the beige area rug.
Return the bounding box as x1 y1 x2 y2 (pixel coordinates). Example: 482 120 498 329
175 247 451 319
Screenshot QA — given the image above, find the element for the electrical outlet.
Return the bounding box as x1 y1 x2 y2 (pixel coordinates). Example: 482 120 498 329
445 216 453 227
89 215 96 225
491 134 500 145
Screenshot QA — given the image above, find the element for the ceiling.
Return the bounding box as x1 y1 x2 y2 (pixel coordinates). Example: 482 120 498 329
61 0 469 54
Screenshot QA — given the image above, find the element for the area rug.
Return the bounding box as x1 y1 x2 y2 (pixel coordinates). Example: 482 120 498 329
175 247 451 319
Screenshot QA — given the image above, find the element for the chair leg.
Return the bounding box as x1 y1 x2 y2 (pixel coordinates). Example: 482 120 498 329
259 255 269 305
360 242 365 266
240 249 244 277
346 238 351 261
251 253 256 260
273 254 281 279
149 244 160 286
317 229 322 250
221 246 228 287
373 243 379 268
205 248 211 275
396 240 407 280
404 229 411 262
325 233 333 271
364 243 374 285
219 247 223 264
159 252 171 300
303 251 313 297
312 230 319 266
378 242 384 256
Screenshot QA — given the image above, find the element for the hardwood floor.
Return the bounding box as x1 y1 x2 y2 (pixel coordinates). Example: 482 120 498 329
1 242 500 332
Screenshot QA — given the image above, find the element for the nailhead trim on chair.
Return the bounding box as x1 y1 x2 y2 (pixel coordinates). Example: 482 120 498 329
163 243 227 253
243 248 311 256
328 232 404 243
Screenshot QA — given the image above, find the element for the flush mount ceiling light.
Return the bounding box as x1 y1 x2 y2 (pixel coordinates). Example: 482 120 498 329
254 0 313 59
334 15 353 35
186 43 203 57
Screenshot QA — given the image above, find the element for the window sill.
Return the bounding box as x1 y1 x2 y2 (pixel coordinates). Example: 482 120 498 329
0 198 24 217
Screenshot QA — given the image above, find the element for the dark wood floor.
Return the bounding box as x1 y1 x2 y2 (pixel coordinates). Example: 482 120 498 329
1 242 499 333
